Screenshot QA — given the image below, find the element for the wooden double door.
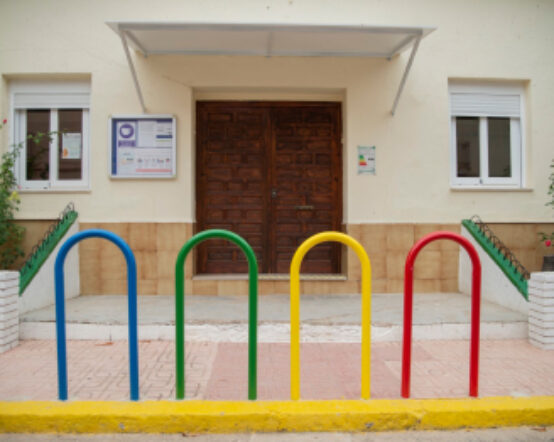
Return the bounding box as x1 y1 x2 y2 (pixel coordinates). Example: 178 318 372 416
196 101 342 274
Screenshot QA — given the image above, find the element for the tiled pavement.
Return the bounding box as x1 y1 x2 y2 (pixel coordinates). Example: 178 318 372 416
0 339 553 401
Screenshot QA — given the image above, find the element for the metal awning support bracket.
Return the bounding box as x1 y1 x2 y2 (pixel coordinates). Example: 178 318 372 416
120 28 147 114
391 34 422 116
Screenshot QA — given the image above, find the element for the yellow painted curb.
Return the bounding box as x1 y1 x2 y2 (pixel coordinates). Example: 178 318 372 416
1 397 553 434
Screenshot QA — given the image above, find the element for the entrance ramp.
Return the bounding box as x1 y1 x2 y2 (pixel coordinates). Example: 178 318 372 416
460 218 529 315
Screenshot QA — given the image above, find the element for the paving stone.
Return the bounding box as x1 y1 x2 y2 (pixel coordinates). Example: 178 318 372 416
0 339 553 401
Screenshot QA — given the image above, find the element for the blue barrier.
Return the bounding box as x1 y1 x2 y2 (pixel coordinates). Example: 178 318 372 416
54 229 139 401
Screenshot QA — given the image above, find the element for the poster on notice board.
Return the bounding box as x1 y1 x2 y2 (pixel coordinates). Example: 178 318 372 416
109 115 176 178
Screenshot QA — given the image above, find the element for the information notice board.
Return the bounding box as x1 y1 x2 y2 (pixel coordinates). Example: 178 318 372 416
109 115 176 178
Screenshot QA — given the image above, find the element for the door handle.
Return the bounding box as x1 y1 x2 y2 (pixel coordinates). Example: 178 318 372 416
295 205 314 210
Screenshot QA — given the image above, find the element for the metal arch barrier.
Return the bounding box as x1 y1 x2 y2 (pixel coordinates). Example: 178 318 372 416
54 229 139 401
290 231 372 400
175 229 258 400
401 231 482 398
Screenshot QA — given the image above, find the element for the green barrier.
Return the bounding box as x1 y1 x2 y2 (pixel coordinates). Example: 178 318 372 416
462 219 528 300
20 209 78 295
174 229 258 400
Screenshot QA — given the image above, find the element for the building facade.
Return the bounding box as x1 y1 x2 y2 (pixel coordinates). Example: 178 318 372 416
1 0 553 296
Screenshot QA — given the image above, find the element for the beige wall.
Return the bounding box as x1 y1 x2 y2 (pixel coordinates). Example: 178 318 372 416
488 223 554 273
79 222 193 295
347 223 460 293
11 220 55 270
78 221 554 295
0 0 553 226
79 222 460 295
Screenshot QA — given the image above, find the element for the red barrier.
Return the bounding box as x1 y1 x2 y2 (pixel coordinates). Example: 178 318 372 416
401 231 482 398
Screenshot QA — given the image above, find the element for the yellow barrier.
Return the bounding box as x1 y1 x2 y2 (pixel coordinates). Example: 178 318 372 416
290 231 372 400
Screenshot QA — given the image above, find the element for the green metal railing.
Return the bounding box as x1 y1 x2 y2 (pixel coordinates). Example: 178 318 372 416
174 229 258 400
19 203 78 295
462 217 528 300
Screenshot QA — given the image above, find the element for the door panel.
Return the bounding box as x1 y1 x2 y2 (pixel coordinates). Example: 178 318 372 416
196 104 269 273
196 102 342 274
270 105 341 273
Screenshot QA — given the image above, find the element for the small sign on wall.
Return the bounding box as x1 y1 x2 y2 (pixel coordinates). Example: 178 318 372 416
357 145 376 175
109 114 176 178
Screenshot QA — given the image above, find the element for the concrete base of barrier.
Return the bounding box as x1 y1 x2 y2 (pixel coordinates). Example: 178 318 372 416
1 397 553 434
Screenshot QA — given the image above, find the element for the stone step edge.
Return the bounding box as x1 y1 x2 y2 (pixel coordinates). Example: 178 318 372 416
19 321 528 342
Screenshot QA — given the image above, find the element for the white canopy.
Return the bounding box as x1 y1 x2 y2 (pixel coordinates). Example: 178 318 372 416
107 22 435 114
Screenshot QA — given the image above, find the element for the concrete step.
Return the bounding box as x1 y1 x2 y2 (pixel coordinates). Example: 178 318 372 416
20 293 527 342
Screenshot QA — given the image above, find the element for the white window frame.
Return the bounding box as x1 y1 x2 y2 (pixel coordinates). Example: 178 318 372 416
449 81 525 189
10 80 90 191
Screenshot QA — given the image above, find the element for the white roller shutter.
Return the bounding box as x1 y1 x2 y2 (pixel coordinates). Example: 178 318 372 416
11 79 90 109
450 92 520 118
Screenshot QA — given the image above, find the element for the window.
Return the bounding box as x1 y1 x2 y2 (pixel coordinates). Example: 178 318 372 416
10 80 90 190
449 82 524 188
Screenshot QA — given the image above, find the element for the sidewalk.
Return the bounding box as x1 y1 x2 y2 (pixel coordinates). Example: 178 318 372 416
0 339 552 401
5 292 547 401
2 292 552 434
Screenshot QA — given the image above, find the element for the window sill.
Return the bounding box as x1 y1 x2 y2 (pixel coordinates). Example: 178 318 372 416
18 187 91 194
450 186 532 192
